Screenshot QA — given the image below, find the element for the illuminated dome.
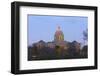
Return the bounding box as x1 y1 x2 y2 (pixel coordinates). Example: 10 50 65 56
54 26 64 42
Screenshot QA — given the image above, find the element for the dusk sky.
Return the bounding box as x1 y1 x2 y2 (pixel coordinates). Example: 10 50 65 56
28 15 87 46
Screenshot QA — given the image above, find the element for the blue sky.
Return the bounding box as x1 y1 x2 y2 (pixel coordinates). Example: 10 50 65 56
28 15 87 46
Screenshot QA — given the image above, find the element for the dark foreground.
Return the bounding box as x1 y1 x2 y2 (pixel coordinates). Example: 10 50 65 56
28 45 88 61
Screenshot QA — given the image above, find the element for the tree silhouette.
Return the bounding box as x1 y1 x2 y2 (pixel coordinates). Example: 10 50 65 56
83 29 88 44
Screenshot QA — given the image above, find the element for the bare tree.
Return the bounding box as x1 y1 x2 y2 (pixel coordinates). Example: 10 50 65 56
83 29 88 45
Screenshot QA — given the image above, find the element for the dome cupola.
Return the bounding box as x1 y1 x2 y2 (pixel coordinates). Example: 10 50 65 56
54 26 64 42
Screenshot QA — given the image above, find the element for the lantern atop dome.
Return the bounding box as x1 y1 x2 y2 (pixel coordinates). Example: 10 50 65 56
57 26 61 31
